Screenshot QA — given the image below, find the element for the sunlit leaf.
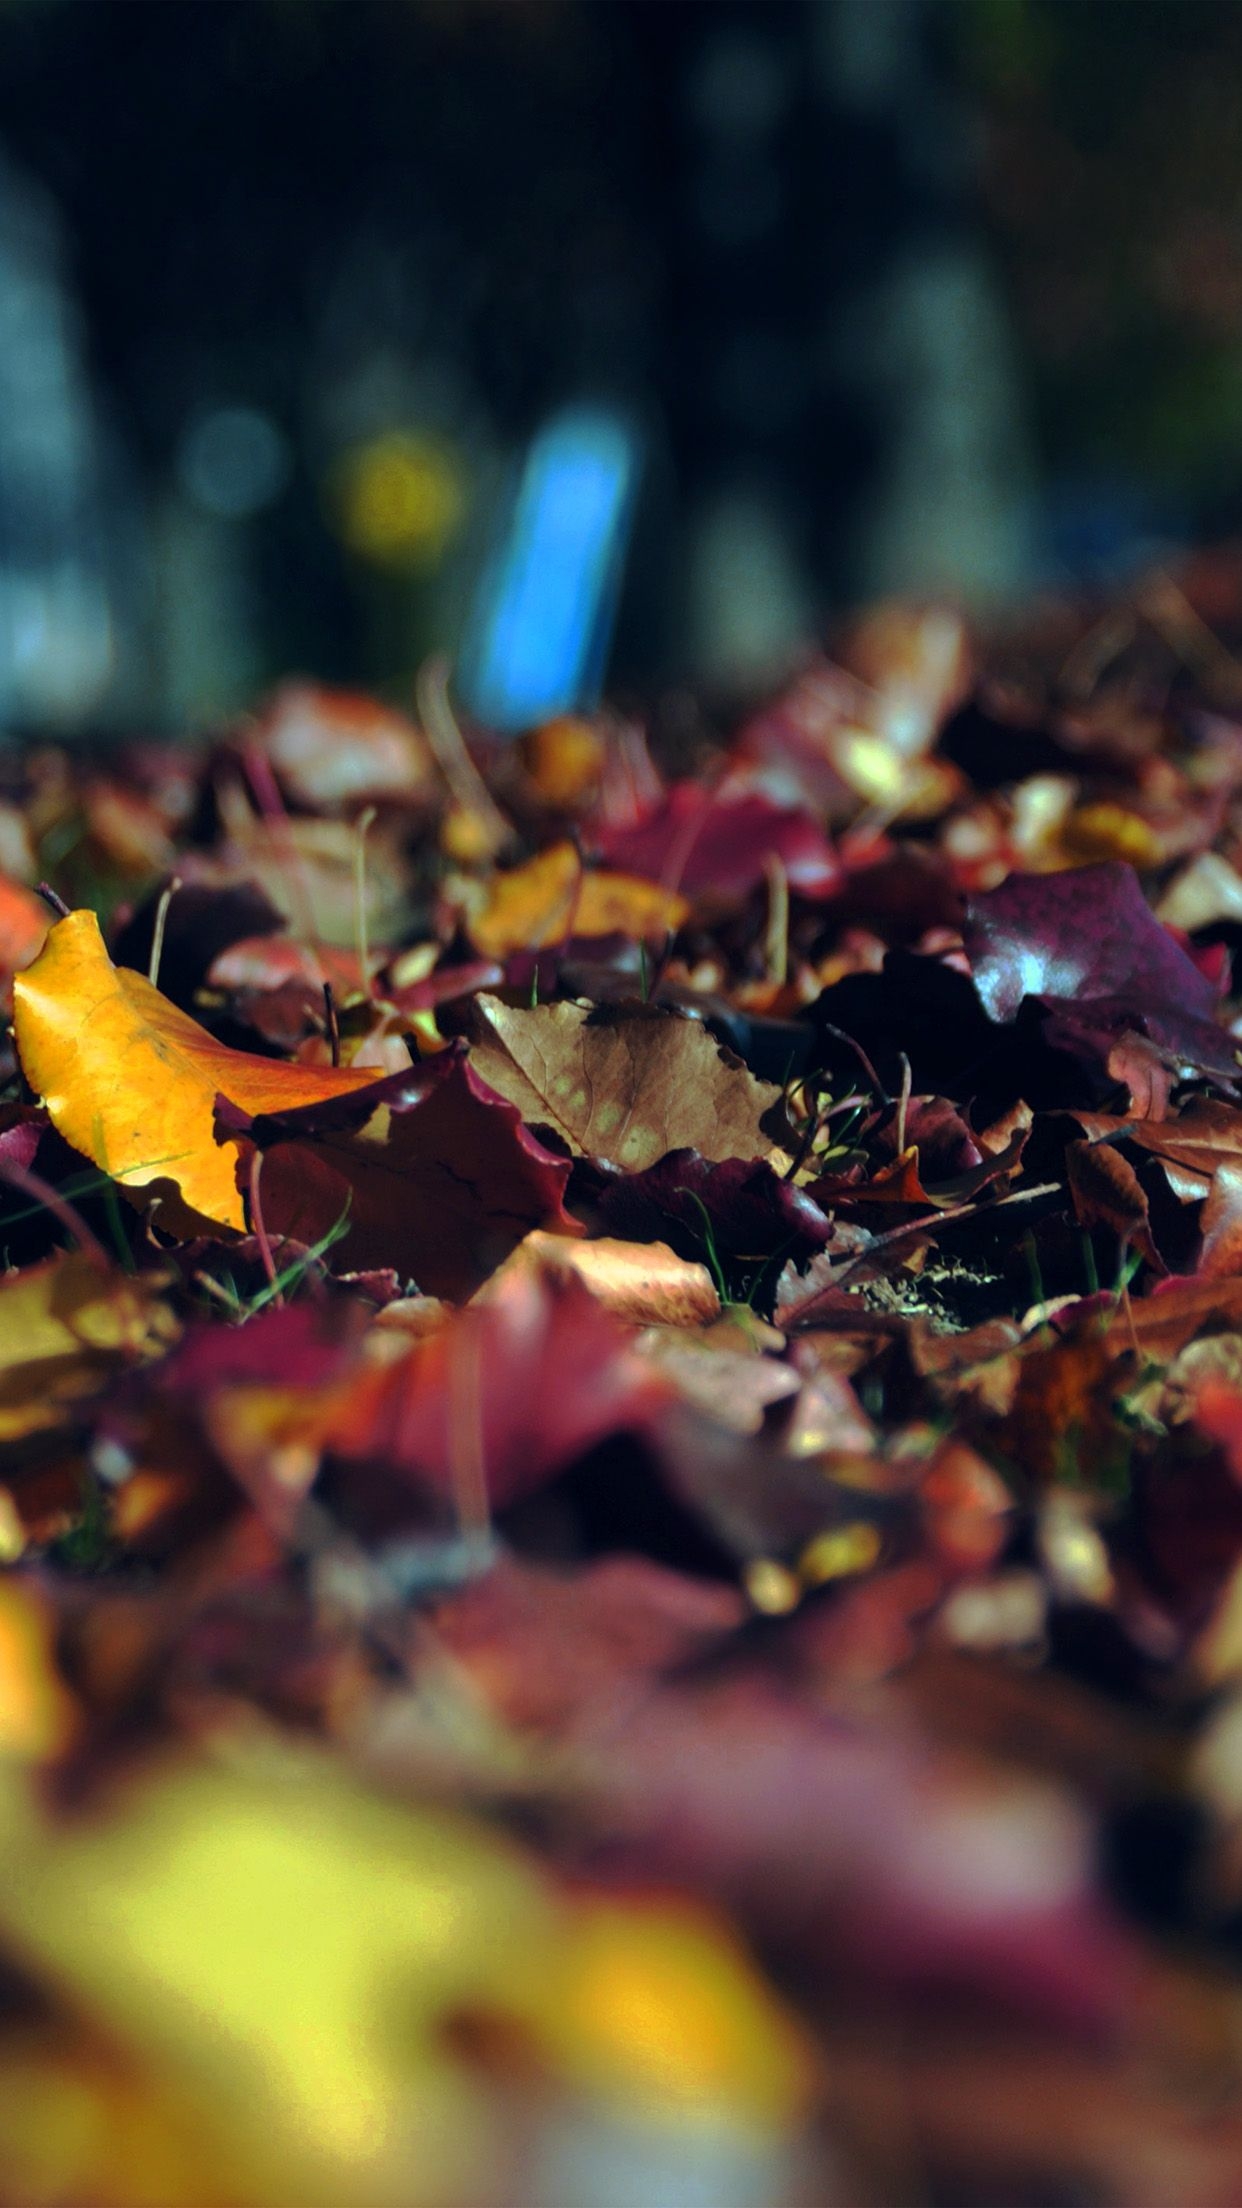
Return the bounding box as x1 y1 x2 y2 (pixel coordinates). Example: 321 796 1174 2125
13 909 383 1232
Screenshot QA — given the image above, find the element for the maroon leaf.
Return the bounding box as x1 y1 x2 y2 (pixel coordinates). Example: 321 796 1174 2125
215 1041 580 1300
158 1300 365 1399
593 778 839 901
320 1264 674 1512
580 1149 833 1269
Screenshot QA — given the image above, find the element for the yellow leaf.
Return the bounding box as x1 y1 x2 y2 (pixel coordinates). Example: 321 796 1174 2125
465 843 687 961
13 910 383 1233
0 1249 179 1443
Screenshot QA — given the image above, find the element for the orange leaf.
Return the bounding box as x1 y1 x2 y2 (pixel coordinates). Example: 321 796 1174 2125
12 909 382 1232
465 841 688 960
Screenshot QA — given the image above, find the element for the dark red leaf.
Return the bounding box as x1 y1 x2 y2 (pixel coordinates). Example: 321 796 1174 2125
593 778 839 901
322 1265 673 1511
580 1149 833 1269
215 1041 580 1300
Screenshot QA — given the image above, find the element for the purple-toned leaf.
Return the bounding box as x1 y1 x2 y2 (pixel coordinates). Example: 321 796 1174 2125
963 863 1240 1087
0 1104 44 1174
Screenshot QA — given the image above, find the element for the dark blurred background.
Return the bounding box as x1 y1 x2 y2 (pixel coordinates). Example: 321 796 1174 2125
0 0 1240 734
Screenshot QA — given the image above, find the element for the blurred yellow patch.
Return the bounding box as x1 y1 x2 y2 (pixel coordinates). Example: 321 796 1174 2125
0 1581 74 1759
546 1895 812 2131
441 802 503 866
1062 802 1164 868
337 432 466 571
0 1748 554 2207
465 841 687 960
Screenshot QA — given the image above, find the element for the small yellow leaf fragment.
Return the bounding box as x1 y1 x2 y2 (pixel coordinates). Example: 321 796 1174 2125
798 1521 882 1586
466 842 688 961
744 1559 801 1615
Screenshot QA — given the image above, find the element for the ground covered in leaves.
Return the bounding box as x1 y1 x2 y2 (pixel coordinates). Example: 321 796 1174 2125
8 575 1242 2203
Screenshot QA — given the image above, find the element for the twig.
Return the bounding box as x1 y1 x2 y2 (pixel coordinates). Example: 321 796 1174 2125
147 875 181 989
322 982 341 1068
416 655 513 856
895 1051 912 1155
247 1149 283 1305
354 805 376 993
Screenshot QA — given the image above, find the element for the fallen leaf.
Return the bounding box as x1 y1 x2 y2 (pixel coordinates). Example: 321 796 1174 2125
216 1043 580 1300
316 1262 674 1512
582 1150 833 1272
249 680 435 809
485 1230 720 1326
13 909 383 1232
593 780 839 901
1064 1137 1165 1272
964 862 1241 1091
466 995 790 1170
463 841 688 960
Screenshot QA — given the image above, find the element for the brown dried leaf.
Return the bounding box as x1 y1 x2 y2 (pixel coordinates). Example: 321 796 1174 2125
1065 1137 1165 1272
466 995 790 1169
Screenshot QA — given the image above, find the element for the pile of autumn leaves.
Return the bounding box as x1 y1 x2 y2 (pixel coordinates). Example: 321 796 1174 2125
7 591 1242 2201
